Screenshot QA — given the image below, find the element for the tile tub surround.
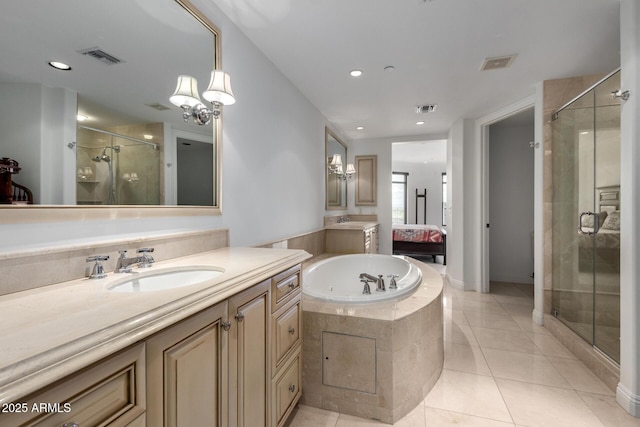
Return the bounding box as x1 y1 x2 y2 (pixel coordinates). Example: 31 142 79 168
0 246 311 405
0 228 230 296
300 258 444 424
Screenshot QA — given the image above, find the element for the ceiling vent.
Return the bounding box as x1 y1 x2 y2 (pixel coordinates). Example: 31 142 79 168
146 103 171 111
416 104 437 114
77 47 124 66
480 54 517 71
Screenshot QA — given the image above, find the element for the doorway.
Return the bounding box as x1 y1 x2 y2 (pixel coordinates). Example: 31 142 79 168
488 109 535 287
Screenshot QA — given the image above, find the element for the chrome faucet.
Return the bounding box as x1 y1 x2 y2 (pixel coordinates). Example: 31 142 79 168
359 273 385 292
388 274 399 289
115 248 155 273
86 255 109 279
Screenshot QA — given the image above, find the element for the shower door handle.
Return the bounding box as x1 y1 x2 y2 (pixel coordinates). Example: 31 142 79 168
578 211 599 235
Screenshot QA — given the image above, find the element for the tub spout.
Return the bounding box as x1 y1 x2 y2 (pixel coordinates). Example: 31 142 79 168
358 273 385 292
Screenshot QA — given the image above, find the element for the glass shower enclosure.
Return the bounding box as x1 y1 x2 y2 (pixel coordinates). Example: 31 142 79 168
75 126 161 205
551 70 621 363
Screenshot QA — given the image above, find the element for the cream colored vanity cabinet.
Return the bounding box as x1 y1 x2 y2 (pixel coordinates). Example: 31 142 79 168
0 343 146 427
325 223 379 254
270 266 302 427
228 279 271 427
146 301 228 427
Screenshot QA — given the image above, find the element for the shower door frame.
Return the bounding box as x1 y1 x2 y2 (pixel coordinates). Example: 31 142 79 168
550 69 621 363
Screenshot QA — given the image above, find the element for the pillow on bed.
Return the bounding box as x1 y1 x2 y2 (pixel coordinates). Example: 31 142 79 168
601 211 620 230
582 211 607 228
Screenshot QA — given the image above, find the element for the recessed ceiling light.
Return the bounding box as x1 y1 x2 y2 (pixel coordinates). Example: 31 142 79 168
76 114 88 122
143 134 154 140
580 131 589 135
350 69 363 77
48 61 72 71
416 121 425 125
384 65 395 72
356 126 364 130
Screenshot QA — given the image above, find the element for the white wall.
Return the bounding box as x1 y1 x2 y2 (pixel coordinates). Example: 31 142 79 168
0 0 327 252
392 160 446 227
488 121 534 284
617 0 640 416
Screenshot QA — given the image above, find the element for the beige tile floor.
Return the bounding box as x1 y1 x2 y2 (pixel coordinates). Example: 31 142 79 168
287 262 640 426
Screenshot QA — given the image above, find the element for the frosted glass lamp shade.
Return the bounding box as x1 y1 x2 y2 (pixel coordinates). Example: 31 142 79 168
330 154 342 167
203 71 236 105
170 75 202 107
345 163 356 175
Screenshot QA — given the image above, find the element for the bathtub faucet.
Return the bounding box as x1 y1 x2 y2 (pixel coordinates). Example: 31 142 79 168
359 273 385 292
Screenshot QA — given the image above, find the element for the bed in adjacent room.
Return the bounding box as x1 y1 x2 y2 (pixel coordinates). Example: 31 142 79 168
392 224 447 265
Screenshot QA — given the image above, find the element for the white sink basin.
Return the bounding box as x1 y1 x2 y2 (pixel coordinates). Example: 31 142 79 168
107 267 224 292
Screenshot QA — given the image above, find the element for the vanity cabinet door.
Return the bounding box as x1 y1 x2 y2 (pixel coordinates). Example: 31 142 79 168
228 279 271 427
146 301 228 427
0 343 145 427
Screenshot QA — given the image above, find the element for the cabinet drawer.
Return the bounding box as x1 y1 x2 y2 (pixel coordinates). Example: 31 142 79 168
272 349 301 427
0 343 145 427
272 297 301 372
271 265 301 312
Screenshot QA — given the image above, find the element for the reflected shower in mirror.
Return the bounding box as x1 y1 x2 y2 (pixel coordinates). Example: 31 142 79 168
0 0 220 208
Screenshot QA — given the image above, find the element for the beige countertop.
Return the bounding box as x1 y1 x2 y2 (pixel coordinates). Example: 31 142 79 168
0 246 310 404
324 221 379 230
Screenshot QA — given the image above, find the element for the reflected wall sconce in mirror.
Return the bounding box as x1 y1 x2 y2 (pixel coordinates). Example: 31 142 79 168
170 71 235 125
328 154 355 181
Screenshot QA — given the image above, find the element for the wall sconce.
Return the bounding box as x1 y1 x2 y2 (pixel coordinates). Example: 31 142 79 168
340 163 356 181
328 154 343 173
170 71 235 125
328 155 355 181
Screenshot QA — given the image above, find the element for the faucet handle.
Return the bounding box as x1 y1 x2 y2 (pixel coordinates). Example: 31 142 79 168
137 247 155 268
118 250 127 257
86 255 109 279
387 274 399 289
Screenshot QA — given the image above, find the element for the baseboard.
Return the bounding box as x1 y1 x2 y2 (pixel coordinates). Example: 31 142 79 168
446 274 464 290
617 383 640 417
531 309 544 325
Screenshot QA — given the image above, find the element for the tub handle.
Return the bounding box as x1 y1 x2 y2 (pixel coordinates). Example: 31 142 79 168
388 274 399 289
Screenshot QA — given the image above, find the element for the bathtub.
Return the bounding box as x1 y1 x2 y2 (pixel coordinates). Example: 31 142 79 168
302 254 422 303
300 254 444 423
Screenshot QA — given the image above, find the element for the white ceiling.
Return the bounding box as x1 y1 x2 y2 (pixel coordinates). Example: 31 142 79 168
209 0 620 141
392 139 447 164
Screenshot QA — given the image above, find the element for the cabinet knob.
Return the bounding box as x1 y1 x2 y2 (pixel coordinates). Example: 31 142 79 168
288 326 295 335
288 384 296 393
221 321 231 331
235 312 245 322
288 281 295 289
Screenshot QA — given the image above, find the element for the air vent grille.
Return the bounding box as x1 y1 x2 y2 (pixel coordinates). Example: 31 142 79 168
480 54 517 71
77 47 123 66
146 103 171 111
416 104 437 114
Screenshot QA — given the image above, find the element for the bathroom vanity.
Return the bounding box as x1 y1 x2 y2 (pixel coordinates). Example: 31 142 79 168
0 247 309 427
325 221 379 254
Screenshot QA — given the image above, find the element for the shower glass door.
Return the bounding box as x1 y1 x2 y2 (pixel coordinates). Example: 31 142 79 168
551 71 621 363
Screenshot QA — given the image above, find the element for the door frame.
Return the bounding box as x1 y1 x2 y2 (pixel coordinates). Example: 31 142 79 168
477 94 541 322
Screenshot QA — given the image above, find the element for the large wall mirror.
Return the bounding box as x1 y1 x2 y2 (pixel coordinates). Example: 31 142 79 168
0 0 222 219
325 128 348 210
